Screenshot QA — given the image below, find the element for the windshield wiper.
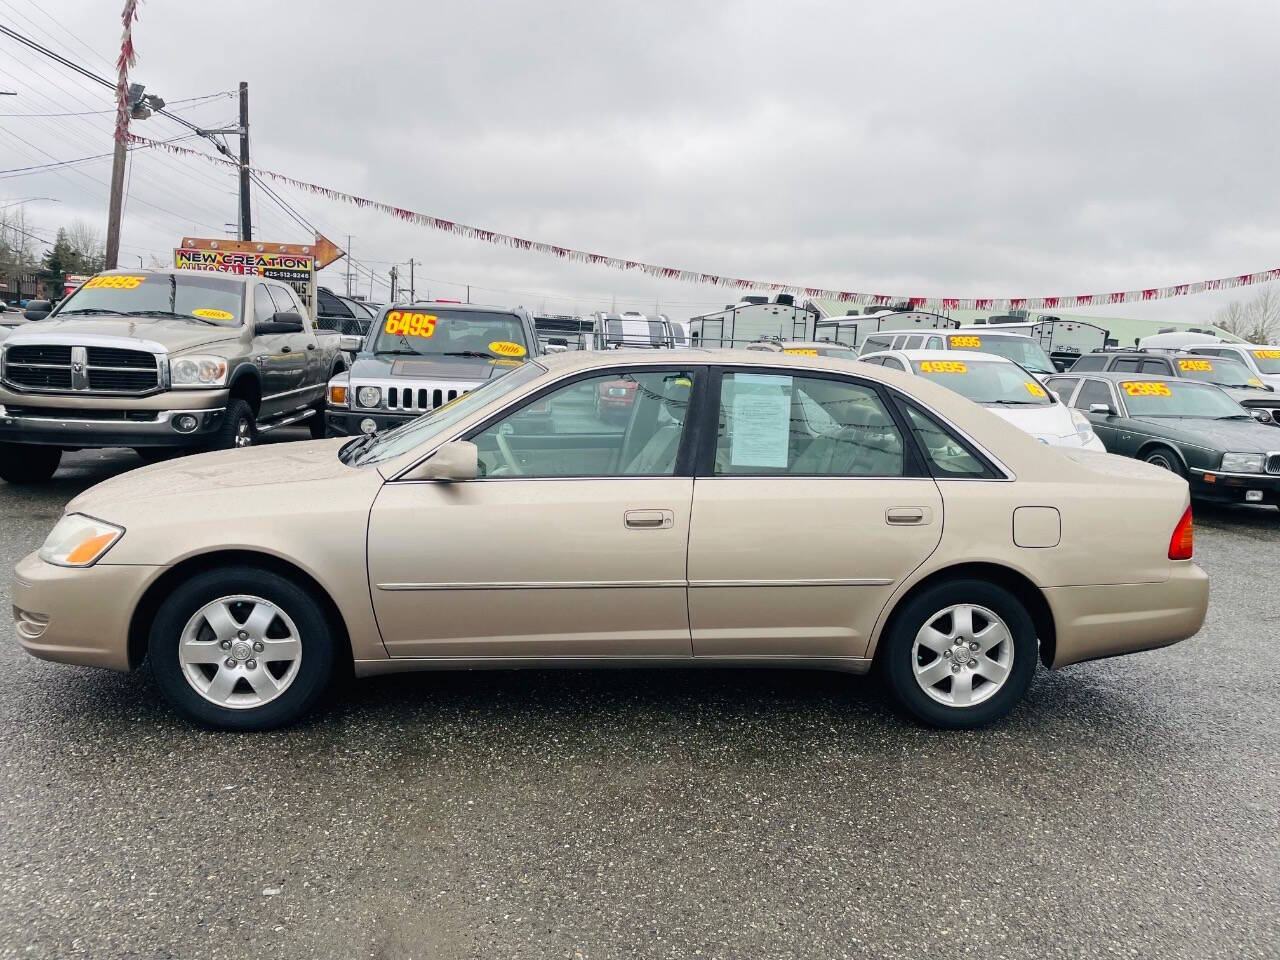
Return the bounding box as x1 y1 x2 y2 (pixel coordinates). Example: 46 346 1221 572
988 399 1043 405
124 309 219 326
1215 414 1253 420
440 351 497 359
56 308 130 316
342 432 378 463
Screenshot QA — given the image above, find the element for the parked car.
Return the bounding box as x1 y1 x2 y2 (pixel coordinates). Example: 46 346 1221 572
1185 342 1280 394
746 339 857 358
1044 371 1280 507
1067 349 1278 422
325 302 540 437
15 350 1206 731
859 328 1058 377
859 349 1104 451
0 270 345 482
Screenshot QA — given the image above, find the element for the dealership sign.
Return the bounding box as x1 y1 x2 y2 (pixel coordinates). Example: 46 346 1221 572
173 237 341 314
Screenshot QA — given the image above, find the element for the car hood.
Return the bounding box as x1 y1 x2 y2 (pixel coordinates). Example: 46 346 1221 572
1130 416 1279 452
985 402 1077 440
348 353 519 382
68 439 354 517
9 315 241 354
1220 386 1276 403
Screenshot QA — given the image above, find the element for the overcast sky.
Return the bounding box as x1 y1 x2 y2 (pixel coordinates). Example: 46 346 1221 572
4 0 1280 321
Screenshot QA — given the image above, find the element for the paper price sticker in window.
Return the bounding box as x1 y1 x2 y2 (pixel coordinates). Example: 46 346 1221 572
919 360 967 373
1253 349 1280 359
1249 377 1264 387
83 275 144 290
1178 359 1212 372
1024 381 1048 398
783 348 818 355
384 310 437 338
1122 381 1172 397
192 308 233 321
488 340 526 357
490 358 523 368
949 335 982 348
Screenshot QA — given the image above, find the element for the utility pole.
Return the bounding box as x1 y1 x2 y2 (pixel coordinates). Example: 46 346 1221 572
238 81 252 241
409 258 415 301
466 284 470 304
389 265 398 301
104 110 130 270
345 234 352 296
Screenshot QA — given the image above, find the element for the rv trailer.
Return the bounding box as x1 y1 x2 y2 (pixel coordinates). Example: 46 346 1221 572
688 295 818 348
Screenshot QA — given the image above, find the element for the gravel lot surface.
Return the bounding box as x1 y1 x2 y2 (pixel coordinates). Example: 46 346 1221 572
0 441 1275 959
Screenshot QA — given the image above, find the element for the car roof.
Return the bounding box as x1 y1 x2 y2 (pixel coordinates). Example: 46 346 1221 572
867 349 1014 363
1050 370 1200 383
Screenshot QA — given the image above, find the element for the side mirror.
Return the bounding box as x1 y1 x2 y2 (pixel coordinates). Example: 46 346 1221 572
23 300 51 322
1088 403 1115 416
338 334 364 353
254 311 305 335
403 440 478 482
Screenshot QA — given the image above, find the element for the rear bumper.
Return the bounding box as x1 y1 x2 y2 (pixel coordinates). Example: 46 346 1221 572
326 408 418 437
12 551 161 671
1045 561 1209 668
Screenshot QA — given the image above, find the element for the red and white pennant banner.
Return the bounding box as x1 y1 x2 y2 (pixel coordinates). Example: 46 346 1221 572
130 135 1280 312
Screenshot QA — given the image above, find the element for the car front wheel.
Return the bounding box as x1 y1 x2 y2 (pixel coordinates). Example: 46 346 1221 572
148 566 336 730
881 579 1038 729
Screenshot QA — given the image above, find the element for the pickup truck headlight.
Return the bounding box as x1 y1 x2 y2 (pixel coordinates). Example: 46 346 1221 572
170 355 228 387
356 386 382 408
39 513 124 567
1220 452 1265 473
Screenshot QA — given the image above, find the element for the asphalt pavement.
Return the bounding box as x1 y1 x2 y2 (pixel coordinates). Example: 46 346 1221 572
0 440 1276 960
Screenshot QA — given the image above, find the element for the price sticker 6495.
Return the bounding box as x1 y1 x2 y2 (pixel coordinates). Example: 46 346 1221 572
1122 381 1172 397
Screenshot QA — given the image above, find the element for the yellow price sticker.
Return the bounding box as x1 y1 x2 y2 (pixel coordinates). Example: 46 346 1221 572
1249 377 1264 387
384 310 437 338
1024 381 1047 398
949 335 982 348
1253 349 1280 359
490 358 523 368
488 340 526 357
783 348 818 356
919 360 967 373
1178 359 1212 372
192 308 233 321
83 275 145 290
1122 381 1172 397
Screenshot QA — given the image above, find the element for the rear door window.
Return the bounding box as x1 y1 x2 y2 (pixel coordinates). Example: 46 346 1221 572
900 404 996 479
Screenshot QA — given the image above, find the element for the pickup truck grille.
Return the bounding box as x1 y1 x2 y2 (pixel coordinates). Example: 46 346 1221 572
3 343 160 395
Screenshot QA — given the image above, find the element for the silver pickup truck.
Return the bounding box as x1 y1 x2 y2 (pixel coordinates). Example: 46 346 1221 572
0 269 345 483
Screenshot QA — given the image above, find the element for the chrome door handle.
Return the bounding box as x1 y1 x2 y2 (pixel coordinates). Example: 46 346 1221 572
886 507 928 525
624 509 674 530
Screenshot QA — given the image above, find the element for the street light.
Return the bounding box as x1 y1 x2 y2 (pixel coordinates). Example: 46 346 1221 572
136 256 143 268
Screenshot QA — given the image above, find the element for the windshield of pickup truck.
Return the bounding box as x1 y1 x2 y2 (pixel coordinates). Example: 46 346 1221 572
55 273 244 326
345 360 545 466
371 308 530 359
1173 356 1265 389
911 357 1053 406
946 333 1055 374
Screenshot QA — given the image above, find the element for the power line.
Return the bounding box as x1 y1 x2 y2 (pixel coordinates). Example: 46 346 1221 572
0 92 236 118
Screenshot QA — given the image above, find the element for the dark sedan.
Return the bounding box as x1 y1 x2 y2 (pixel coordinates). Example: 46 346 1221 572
1044 371 1280 507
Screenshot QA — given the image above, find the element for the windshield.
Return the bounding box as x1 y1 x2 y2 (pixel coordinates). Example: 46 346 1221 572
1174 356 1264 389
55 273 243 326
946 333 1055 373
1120 380 1246 418
911 358 1052 406
372 308 530 359
347 360 545 466
1250 348 1280 374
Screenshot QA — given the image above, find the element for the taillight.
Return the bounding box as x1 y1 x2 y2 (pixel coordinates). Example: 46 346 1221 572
1168 506 1194 560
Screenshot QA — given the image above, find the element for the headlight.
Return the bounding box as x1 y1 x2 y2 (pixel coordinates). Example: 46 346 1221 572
1068 408 1097 439
1220 452 1265 473
170 355 228 387
357 386 382 408
38 513 124 567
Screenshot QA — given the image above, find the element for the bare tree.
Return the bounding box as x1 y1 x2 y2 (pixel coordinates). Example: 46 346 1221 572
65 220 105 273
1214 287 1280 343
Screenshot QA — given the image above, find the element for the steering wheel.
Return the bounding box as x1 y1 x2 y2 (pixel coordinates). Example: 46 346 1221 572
495 430 524 475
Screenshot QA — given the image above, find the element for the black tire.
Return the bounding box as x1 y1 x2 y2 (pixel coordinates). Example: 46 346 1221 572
308 397 328 439
881 579 1038 729
210 398 256 451
148 566 337 730
1142 446 1186 478
0 443 61 483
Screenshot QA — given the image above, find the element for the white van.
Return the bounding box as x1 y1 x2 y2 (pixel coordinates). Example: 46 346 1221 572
859 328 1057 377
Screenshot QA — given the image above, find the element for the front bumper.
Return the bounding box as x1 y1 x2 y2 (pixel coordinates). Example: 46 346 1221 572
1045 561 1209 669
1188 467 1280 504
0 402 225 447
12 551 162 671
325 408 418 437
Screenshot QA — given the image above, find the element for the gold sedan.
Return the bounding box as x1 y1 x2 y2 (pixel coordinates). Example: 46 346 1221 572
12 350 1208 730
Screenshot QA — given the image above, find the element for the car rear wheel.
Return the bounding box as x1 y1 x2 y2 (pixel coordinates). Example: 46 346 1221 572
1143 447 1186 478
881 579 1037 729
148 566 337 730
0 443 61 483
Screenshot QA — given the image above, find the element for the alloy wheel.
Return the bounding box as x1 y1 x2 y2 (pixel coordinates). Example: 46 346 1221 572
235 417 254 448
177 595 302 709
911 603 1014 708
